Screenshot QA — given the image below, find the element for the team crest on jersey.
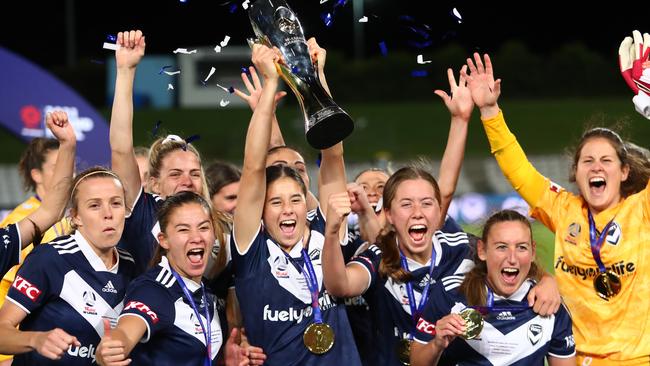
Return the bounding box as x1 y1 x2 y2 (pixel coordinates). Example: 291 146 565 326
527 323 543 345
82 291 98 315
308 248 321 261
564 222 581 245
605 222 621 246
272 256 290 278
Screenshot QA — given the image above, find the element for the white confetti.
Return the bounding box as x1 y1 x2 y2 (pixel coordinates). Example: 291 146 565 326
452 8 462 23
173 48 198 54
220 99 230 107
242 0 250 9
319 0 328 3
214 45 222 53
220 35 231 47
204 67 216 83
103 42 118 51
164 70 181 76
417 55 431 64
216 83 229 92
358 16 368 23
167 83 174 90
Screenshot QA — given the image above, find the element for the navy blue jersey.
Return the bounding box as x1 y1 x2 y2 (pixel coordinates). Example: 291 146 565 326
119 188 163 274
231 208 361 366
414 280 576 365
0 224 21 278
7 232 136 365
120 256 226 366
349 231 476 365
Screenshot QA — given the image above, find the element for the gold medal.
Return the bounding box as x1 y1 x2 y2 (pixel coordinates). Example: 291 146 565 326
395 338 412 365
303 323 335 354
459 308 484 340
593 270 621 300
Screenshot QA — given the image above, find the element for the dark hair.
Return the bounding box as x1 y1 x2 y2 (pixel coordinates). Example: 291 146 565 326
354 168 390 183
265 164 307 196
150 191 213 268
459 209 542 306
148 136 210 199
69 166 126 230
18 138 60 192
267 145 305 160
376 166 442 283
205 160 241 198
569 128 650 198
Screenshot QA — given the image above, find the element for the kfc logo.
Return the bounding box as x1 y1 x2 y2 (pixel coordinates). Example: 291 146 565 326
13 276 41 301
416 317 436 335
124 301 159 324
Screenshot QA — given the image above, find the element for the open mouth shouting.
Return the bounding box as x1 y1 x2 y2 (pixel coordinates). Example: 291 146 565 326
187 247 205 266
279 220 297 236
501 267 520 285
589 177 606 196
408 224 428 243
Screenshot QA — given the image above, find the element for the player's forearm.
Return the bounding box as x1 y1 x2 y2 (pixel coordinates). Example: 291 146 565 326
410 341 444 366
321 229 353 297
0 323 37 354
437 115 468 223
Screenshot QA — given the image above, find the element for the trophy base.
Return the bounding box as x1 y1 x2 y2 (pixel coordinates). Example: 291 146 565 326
305 109 354 149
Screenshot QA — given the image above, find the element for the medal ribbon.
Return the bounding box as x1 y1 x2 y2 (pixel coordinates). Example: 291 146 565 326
472 286 530 314
399 245 436 340
171 268 212 366
588 211 615 273
279 242 324 325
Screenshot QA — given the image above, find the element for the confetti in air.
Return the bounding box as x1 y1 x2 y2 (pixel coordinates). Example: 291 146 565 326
452 8 462 23
204 67 217 83
220 35 231 47
163 70 181 76
417 55 432 64
220 99 230 107
102 42 118 51
173 48 198 54
242 0 250 9
167 84 174 90
379 41 388 56
411 70 428 77
216 84 230 93
321 12 333 27
159 65 173 75
358 16 368 23
106 34 117 42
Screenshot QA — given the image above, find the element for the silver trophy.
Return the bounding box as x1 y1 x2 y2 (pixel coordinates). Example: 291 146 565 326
248 0 354 149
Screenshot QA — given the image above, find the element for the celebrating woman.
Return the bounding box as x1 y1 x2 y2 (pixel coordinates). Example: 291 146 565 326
410 210 575 366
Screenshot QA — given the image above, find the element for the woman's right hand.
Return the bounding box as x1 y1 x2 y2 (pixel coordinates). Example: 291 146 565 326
462 53 501 117
96 319 131 366
432 313 465 349
251 44 280 82
32 328 80 360
233 66 287 111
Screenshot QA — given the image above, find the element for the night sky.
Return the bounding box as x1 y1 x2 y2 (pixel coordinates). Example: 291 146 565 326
3 1 649 69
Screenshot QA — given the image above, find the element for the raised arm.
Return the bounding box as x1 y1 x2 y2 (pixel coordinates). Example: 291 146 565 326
18 111 76 247
109 30 146 209
233 66 287 148
233 45 281 252
434 66 473 227
321 192 371 297
462 53 548 206
347 183 381 244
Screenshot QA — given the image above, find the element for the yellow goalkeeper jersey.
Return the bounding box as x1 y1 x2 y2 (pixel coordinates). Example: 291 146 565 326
482 110 650 365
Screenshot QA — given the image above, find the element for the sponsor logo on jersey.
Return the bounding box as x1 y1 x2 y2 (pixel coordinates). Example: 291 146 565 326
124 301 159 324
67 343 96 363
263 304 312 323
416 317 436 335
13 275 42 301
555 256 635 280
82 291 97 315
527 324 543 345
496 311 515 321
549 181 563 193
564 222 581 245
102 280 118 293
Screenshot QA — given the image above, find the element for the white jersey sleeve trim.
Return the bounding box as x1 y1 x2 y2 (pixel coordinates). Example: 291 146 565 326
125 188 144 219
547 350 577 359
346 261 372 293
5 296 30 315
413 337 429 345
118 313 152 343
232 221 263 256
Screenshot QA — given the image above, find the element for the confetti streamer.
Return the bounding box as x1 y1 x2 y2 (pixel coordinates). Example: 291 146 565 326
204 67 216 83
103 42 118 51
358 16 368 23
173 48 198 54
220 99 230 107
167 83 174 90
417 55 432 64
